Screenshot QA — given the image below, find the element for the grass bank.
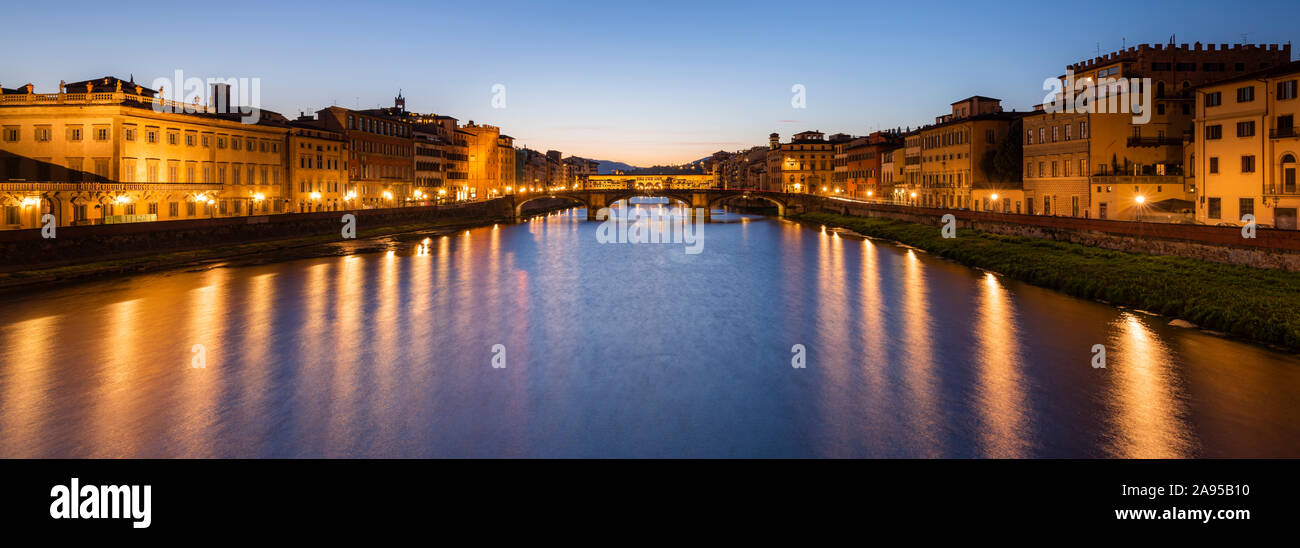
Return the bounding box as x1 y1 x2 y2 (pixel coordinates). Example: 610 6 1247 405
794 211 1300 351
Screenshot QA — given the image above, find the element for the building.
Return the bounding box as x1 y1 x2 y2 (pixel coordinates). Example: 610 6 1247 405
314 102 414 208
880 142 905 203
1029 41 1291 220
286 119 349 212
563 156 598 188
498 134 517 193
901 130 922 205
840 130 903 200
460 121 510 199
1022 107 1090 216
766 131 846 194
917 96 1022 209
1192 60 1300 229
1 76 288 229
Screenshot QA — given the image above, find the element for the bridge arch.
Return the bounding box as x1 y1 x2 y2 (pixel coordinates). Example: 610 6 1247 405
708 193 786 217
603 193 693 212
513 193 589 218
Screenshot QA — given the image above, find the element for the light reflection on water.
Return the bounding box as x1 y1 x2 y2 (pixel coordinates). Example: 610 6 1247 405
0 206 1297 458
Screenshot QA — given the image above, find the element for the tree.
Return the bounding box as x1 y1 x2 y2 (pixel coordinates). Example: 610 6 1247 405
981 118 1023 183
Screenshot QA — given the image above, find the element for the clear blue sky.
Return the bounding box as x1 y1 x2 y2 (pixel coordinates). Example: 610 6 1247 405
3 0 1296 165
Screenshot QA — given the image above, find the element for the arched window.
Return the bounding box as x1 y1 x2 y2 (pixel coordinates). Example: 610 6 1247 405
1283 154 1297 194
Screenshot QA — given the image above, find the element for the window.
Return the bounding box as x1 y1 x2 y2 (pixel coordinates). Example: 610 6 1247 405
1241 155 1256 173
186 133 196 146
1051 161 1058 177
1209 157 1219 174
1237 121 1255 138
169 202 179 217
148 202 158 216
1205 92 1222 107
1236 86 1255 103
1240 198 1254 218
69 127 82 141
145 129 157 144
1080 121 1088 138
1026 130 1032 145
1205 125 1222 140
1208 197 1221 219
34 127 51 142
1065 124 1072 141
95 128 109 141
1279 80 1298 100
1051 126 1059 142
124 127 136 141
187 201 197 216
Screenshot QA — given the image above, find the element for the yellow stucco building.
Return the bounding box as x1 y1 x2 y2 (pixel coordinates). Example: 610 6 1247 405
1193 60 1300 229
1 77 288 229
917 96 1021 209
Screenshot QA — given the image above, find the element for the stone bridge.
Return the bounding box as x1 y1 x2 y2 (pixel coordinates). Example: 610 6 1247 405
506 189 807 221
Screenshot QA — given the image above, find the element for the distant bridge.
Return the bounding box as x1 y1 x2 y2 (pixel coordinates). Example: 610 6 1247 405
506 188 796 221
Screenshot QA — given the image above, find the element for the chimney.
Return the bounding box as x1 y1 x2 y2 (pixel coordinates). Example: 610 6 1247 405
210 82 232 113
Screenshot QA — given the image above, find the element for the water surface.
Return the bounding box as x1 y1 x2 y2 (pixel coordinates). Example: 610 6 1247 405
1 205 1296 457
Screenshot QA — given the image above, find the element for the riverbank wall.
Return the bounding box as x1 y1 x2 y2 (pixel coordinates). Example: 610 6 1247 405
788 197 1300 271
0 198 538 271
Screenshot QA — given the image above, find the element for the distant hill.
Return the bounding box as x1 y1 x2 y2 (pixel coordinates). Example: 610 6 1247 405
596 160 640 174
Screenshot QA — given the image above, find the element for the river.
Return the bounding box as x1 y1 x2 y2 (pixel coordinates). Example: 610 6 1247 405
1 204 1297 457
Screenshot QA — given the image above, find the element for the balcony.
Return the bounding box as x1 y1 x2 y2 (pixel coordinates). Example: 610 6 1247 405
1270 127 1298 139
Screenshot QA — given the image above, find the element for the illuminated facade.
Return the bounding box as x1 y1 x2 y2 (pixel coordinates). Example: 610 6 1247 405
766 131 845 194
1030 42 1291 220
1193 60 1300 229
286 122 349 212
314 105 413 208
917 96 1020 209
0 77 287 229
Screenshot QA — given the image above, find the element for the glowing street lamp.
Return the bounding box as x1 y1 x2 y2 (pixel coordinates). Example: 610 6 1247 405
20 196 39 207
990 193 999 201
1135 195 1146 204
